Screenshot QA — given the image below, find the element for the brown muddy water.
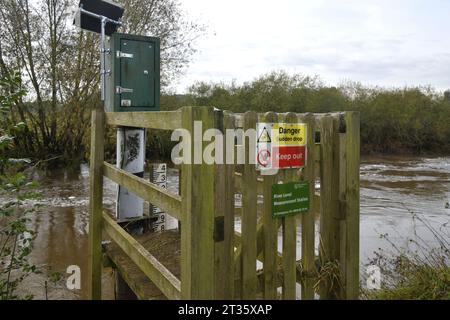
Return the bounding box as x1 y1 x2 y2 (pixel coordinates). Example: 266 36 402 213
2 156 449 299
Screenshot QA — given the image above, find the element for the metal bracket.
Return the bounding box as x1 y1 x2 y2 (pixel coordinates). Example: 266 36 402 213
116 51 134 59
116 86 133 94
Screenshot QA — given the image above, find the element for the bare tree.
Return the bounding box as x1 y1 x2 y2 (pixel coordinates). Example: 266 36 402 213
0 0 205 161
119 0 205 88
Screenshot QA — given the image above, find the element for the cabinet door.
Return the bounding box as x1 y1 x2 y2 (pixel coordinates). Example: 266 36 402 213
119 39 155 108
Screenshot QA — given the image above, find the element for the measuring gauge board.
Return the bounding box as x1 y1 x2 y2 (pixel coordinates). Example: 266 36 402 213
149 163 178 232
105 33 160 112
116 128 145 221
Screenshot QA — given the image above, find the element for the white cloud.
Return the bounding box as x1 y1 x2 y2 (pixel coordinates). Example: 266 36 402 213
175 0 450 92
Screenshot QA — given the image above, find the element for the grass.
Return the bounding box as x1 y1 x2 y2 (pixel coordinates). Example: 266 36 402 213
362 210 450 300
367 253 450 299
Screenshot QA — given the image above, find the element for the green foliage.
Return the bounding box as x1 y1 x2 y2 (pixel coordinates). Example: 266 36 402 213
0 172 41 300
0 72 26 114
0 71 40 300
368 259 449 300
48 271 63 286
0 71 27 172
179 71 450 155
314 259 343 299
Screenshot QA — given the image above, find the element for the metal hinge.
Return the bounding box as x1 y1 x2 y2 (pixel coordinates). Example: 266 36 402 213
116 86 133 94
116 51 134 59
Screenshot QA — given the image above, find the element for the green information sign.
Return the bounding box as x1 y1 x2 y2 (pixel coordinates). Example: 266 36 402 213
272 181 310 218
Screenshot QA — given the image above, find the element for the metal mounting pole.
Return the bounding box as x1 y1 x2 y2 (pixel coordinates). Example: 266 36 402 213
100 17 106 101
78 7 121 102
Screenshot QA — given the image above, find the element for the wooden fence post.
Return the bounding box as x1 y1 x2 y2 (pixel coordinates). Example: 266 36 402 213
88 108 105 300
240 111 258 299
261 112 278 299
180 106 228 299
337 115 348 299
343 112 360 299
318 114 341 299
300 113 316 300
213 108 233 299
223 111 236 299
281 112 298 300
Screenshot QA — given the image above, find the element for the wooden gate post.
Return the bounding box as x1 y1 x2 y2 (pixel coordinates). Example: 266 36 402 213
319 114 341 299
222 111 236 299
240 111 258 299
261 112 278 300
88 108 105 300
300 113 317 300
180 106 230 299
281 112 299 300
343 112 360 299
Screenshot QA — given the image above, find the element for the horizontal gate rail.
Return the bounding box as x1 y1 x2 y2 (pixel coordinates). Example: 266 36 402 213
105 111 182 130
103 212 181 299
103 162 182 221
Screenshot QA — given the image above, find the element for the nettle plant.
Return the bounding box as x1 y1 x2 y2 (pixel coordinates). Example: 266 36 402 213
0 71 40 300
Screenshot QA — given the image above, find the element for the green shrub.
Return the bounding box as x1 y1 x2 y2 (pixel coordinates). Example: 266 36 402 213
0 71 40 300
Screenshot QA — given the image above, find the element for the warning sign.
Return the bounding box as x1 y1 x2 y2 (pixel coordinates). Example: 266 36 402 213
273 146 306 167
257 148 271 167
257 127 271 143
256 122 307 170
272 123 306 146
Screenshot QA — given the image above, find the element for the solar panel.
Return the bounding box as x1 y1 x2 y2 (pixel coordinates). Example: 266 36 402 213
74 0 124 35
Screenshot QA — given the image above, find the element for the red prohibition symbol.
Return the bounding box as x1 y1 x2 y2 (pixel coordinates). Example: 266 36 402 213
257 148 271 167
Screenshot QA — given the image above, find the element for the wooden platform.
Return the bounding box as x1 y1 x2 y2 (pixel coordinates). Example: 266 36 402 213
104 230 181 300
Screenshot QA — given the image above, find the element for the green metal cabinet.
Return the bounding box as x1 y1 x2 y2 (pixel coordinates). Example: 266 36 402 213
106 33 160 112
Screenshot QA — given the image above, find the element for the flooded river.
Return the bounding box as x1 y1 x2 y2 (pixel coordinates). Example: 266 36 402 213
4 156 449 299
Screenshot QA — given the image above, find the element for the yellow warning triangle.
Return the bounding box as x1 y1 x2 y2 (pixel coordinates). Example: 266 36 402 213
258 127 271 143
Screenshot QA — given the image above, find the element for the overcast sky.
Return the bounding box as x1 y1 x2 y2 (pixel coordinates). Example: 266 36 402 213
175 0 450 93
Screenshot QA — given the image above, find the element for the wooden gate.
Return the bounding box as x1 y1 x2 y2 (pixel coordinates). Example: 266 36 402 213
88 106 360 300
